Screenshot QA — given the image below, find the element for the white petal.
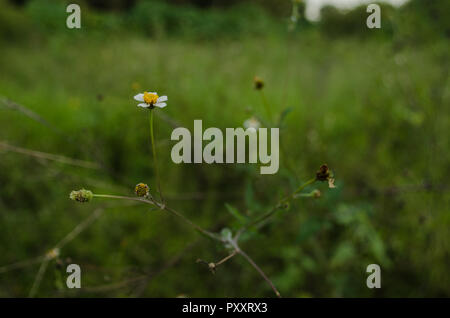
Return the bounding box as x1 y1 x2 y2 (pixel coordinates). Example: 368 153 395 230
157 96 168 102
134 93 144 102
155 102 167 108
137 103 149 108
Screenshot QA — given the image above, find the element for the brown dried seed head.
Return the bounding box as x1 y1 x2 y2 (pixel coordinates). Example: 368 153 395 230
316 164 330 181
254 76 264 90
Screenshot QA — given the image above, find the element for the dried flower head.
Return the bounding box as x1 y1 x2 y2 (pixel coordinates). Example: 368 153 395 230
135 183 150 197
253 76 264 90
316 164 330 181
328 178 336 189
134 91 167 109
70 189 93 203
315 164 336 188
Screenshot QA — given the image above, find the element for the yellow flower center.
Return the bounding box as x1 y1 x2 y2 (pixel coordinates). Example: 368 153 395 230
143 92 159 105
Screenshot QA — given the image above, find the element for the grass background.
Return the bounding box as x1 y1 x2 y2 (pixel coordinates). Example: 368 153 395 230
0 0 449 297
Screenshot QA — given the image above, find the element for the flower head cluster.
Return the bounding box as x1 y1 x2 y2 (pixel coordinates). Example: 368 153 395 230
69 189 93 203
134 91 168 109
315 164 336 188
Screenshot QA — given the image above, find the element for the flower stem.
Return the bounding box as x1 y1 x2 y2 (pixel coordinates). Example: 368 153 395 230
91 193 220 241
293 178 316 195
149 110 164 203
235 178 317 237
259 91 273 123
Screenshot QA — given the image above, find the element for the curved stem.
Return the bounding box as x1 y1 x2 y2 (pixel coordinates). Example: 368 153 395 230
227 239 281 298
235 178 317 240
293 178 316 195
92 194 220 242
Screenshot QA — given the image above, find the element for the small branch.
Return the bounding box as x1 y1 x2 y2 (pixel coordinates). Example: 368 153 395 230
238 248 281 298
149 110 165 203
54 208 103 250
28 258 50 298
0 141 100 170
197 250 237 274
235 178 317 241
227 238 280 298
216 251 238 267
91 194 221 242
0 255 46 274
0 97 63 135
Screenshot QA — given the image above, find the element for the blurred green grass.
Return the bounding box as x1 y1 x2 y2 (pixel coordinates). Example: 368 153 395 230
0 0 449 297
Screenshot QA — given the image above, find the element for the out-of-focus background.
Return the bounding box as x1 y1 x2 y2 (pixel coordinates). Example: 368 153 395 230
0 0 448 297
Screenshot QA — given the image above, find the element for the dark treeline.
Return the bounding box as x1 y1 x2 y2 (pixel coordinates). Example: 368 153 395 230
3 0 449 42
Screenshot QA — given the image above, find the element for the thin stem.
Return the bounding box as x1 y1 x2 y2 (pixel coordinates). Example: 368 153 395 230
196 250 237 274
0 141 100 169
235 178 317 239
149 110 164 203
227 239 280 298
0 255 46 274
259 91 273 123
93 194 151 203
164 206 220 241
238 249 281 298
293 178 316 195
54 208 103 250
29 258 50 298
216 250 237 267
91 193 220 242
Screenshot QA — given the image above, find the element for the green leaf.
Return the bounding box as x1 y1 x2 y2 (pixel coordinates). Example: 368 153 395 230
225 203 247 224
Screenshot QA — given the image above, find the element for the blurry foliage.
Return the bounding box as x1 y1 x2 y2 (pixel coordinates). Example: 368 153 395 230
2 0 449 42
318 4 396 39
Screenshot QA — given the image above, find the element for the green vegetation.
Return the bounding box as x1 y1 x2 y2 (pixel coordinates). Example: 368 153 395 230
0 0 448 297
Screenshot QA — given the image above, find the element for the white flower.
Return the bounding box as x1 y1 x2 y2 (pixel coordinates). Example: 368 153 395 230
134 91 168 109
45 248 60 260
243 117 261 130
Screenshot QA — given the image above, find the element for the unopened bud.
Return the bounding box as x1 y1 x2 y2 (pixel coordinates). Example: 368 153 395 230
312 189 321 198
70 189 93 203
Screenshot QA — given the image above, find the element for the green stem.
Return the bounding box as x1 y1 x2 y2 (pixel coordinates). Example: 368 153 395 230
259 90 273 123
237 178 317 235
149 110 164 203
93 194 149 203
92 193 220 241
293 178 316 195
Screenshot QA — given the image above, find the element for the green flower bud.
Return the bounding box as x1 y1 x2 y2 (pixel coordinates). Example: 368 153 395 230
70 189 93 203
312 189 321 198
